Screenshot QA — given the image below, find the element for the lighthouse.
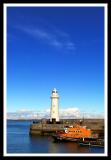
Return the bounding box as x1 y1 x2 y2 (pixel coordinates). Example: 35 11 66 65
50 88 59 123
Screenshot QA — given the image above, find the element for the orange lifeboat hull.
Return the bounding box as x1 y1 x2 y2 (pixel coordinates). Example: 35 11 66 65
53 125 96 142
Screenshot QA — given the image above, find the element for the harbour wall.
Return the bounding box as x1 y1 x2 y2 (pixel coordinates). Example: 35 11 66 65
29 119 104 138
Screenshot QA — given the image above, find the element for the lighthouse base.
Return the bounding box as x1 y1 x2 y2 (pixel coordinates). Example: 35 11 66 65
50 118 60 124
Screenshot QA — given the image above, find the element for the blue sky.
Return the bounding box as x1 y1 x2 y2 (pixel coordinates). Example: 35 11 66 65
7 6 104 114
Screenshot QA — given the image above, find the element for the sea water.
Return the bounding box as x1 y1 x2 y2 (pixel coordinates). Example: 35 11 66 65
7 120 104 154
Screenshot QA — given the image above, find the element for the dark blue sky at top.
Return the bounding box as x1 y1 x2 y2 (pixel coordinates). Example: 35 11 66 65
7 6 104 113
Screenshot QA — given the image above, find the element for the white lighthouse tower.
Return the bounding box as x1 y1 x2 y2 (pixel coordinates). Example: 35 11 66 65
50 88 59 123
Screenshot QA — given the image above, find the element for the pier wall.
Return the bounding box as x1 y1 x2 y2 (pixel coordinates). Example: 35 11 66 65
29 119 104 137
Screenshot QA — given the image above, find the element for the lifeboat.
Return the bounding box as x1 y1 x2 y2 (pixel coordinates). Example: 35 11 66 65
53 124 98 142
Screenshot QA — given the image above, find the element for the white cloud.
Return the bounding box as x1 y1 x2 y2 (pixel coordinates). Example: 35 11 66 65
50 39 63 48
14 25 75 52
66 42 75 50
7 107 104 120
17 108 34 113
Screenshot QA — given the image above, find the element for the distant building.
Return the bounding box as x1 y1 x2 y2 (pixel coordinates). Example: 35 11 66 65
50 88 59 123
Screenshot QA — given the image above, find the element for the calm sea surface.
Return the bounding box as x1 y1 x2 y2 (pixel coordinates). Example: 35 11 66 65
7 120 104 154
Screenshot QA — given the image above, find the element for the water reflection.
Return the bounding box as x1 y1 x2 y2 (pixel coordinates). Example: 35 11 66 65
48 138 59 153
29 135 49 153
